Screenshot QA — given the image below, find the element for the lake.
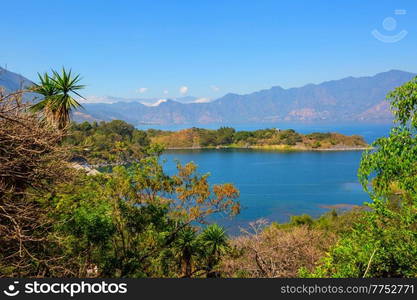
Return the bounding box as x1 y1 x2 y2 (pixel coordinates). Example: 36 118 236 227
159 123 391 234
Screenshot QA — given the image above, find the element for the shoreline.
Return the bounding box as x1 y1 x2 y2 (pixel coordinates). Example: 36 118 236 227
165 145 372 152
77 145 372 170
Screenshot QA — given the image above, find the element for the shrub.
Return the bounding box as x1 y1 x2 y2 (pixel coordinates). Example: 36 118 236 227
221 220 336 278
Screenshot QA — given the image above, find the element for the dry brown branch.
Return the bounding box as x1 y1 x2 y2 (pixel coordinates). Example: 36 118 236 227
221 219 336 278
0 89 75 277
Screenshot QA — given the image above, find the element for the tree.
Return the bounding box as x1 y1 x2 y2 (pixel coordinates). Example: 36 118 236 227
216 127 235 145
233 131 254 144
64 120 150 165
174 228 200 277
305 76 417 278
45 154 240 278
30 68 84 129
199 224 229 277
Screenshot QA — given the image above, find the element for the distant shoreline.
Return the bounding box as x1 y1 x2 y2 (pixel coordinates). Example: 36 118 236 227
150 127 370 152
80 146 370 170
165 145 372 151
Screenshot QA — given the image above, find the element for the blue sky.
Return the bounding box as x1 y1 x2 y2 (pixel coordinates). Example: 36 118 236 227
1 0 416 102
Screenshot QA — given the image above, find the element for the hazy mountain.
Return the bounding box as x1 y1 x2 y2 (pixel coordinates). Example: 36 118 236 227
0 67 37 103
1 67 415 125
75 70 416 125
82 95 200 106
0 67 34 92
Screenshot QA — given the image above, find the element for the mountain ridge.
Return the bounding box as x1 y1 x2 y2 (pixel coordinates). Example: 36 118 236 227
1 67 415 125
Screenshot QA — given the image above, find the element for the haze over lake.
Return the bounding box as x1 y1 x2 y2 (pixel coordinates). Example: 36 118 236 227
161 123 390 233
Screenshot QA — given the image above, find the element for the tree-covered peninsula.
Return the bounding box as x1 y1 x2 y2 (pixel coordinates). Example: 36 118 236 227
147 127 368 150
65 122 369 166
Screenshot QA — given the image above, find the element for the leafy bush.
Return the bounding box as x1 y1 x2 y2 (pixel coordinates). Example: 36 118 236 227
290 214 314 226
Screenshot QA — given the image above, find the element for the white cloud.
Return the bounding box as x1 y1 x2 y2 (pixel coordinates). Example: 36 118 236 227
163 90 169 95
210 85 220 92
179 86 189 95
138 87 148 94
194 97 211 103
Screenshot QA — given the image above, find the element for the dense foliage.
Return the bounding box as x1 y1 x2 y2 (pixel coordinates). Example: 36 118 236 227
64 120 150 165
43 156 239 277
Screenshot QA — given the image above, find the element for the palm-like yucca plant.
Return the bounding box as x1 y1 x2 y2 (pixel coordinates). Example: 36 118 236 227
30 68 84 129
175 228 200 277
29 73 58 122
200 224 229 277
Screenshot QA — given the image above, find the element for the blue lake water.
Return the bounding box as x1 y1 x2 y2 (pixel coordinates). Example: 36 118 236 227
158 123 392 234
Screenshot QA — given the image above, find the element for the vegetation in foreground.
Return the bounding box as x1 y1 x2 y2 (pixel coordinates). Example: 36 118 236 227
1 69 416 278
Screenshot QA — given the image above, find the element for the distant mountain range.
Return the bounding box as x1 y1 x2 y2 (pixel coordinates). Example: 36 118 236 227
1 67 415 125
0 66 33 93
84 95 203 106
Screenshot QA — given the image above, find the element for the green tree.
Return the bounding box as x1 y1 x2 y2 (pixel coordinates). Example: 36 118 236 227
199 224 229 277
64 120 150 165
199 130 218 146
216 127 235 145
174 228 200 277
46 153 239 278
305 76 417 278
233 131 254 144
132 130 150 146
